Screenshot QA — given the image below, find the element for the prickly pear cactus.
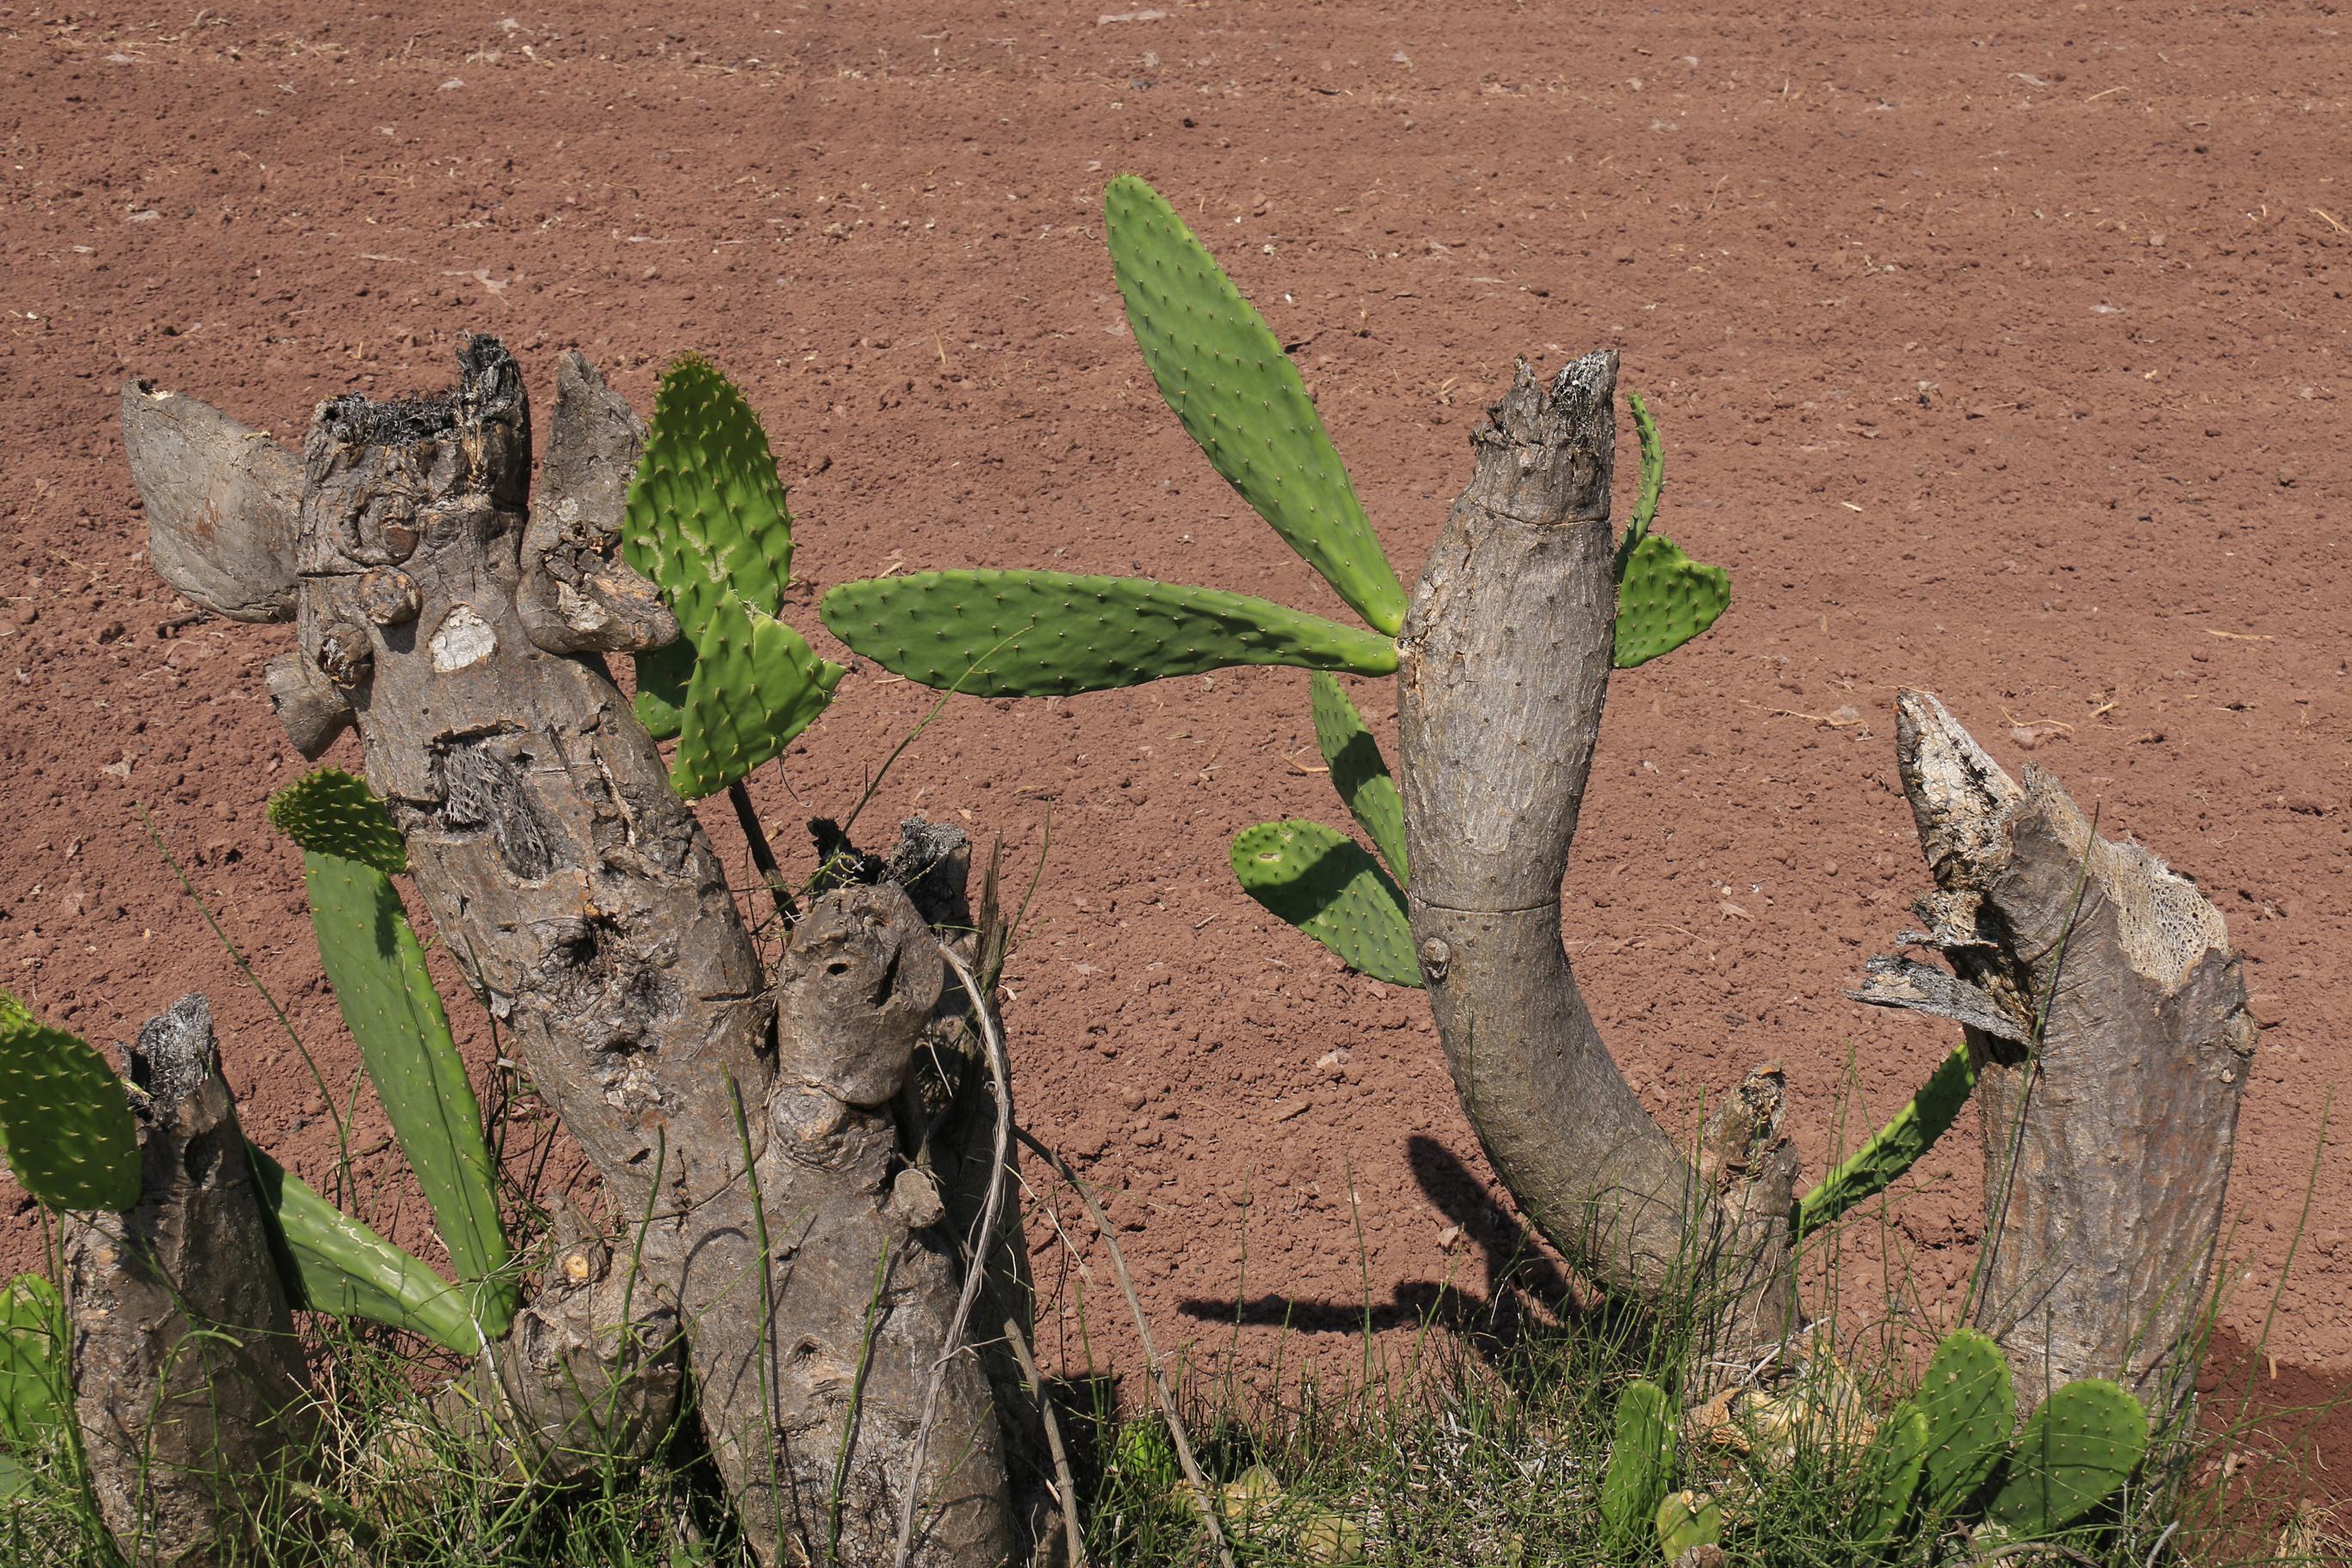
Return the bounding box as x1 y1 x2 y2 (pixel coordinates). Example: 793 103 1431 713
1105 175 1408 635
1602 1379 1676 1540
822 569 1399 698
0 994 139 1212
247 1145 483 1357
1985 1378 2147 1536
298 848 514 1340
1853 1401 1931 1549
1612 389 1730 670
1308 671 1406 883
1795 1044 1977 1239
1655 1491 1723 1559
0 1274 64 1454
621 354 843 799
1229 821 1419 988
1920 1328 2015 1516
266 765 407 873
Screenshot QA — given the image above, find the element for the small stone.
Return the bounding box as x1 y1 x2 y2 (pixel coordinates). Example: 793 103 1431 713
2245 991 2287 1029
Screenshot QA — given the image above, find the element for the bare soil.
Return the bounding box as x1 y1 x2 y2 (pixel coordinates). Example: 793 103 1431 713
3 0 2346 1498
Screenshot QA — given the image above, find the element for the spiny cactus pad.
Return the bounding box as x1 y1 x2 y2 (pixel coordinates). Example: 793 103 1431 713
1920 1328 2015 1516
621 354 842 794
0 994 139 1212
823 569 1400 697
1614 530 1730 670
1854 1401 1931 1549
1795 1043 1977 1239
248 1143 484 1357
266 766 407 873
1229 820 1420 988
1656 1491 1723 1559
0 1274 64 1452
303 851 514 1338
1601 1378 1675 1540
1104 175 1407 635
1308 671 1407 884
1986 1379 2147 1536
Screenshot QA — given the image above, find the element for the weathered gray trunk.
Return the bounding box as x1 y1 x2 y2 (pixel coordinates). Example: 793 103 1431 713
1880 692 2255 1414
64 995 318 1568
1394 353 1798 1364
124 340 1017 1565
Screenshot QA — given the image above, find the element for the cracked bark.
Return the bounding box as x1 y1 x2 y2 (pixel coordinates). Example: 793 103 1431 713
1876 691 2255 1415
1394 353 1798 1367
125 339 1015 1565
64 995 318 1568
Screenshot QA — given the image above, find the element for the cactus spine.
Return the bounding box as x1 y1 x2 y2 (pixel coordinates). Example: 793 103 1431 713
622 355 843 799
1602 1379 1676 1540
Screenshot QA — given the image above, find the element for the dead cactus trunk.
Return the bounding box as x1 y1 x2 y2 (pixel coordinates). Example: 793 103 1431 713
123 339 1020 1566
64 995 318 1568
1394 352 1799 1369
1865 691 2255 1414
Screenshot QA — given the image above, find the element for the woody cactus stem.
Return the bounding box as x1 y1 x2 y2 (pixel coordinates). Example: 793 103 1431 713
125 339 1013 1565
1395 352 1798 1360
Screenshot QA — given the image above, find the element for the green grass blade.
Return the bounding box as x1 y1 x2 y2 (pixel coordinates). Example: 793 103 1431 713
822 569 1399 697
0 995 139 1213
1796 1044 1977 1240
1228 820 1420 988
1308 671 1406 884
301 850 514 1339
247 1145 484 1357
1104 175 1407 635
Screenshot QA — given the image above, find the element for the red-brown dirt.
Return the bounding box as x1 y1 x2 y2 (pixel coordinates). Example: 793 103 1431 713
3 0 2346 1500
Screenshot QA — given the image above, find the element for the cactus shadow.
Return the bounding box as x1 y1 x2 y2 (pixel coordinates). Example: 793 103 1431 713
1174 1136 1578 1352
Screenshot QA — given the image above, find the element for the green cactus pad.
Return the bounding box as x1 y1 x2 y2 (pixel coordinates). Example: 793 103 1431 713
1617 389 1667 573
0 1274 64 1452
0 995 139 1212
1920 1328 2015 1517
1601 1378 1675 1540
1986 1379 2147 1536
1614 530 1730 670
665 588 844 800
248 1144 484 1357
621 354 842 793
266 766 407 873
1229 820 1420 988
1656 1491 1723 1559
823 569 1400 698
1795 1044 1977 1240
1308 671 1407 884
303 851 514 1339
1854 1401 1931 1549
1104 175 1407 635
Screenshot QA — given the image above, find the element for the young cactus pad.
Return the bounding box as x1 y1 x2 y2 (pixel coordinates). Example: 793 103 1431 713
621 354 843 798
266 766 407 873
1611 389 1729 669
248 1145 484 1357
0 1275 64 1452
1308 671 1407 884
1795 1043 1977 1240
1229 821 1420 988
1656 1491 1724 1559
299 844 515 1339
1985 1379 2147 1536
1104 175 1408 635
0 993 139 1212
1853 1402 1931 1549
1601 1378 1676 1540
821 569 1399 698
1920 1328 2015 1516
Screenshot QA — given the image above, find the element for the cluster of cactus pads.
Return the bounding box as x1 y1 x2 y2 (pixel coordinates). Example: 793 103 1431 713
1594 1329 2147 1560
818 175 1730 993
0 765 513 1438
